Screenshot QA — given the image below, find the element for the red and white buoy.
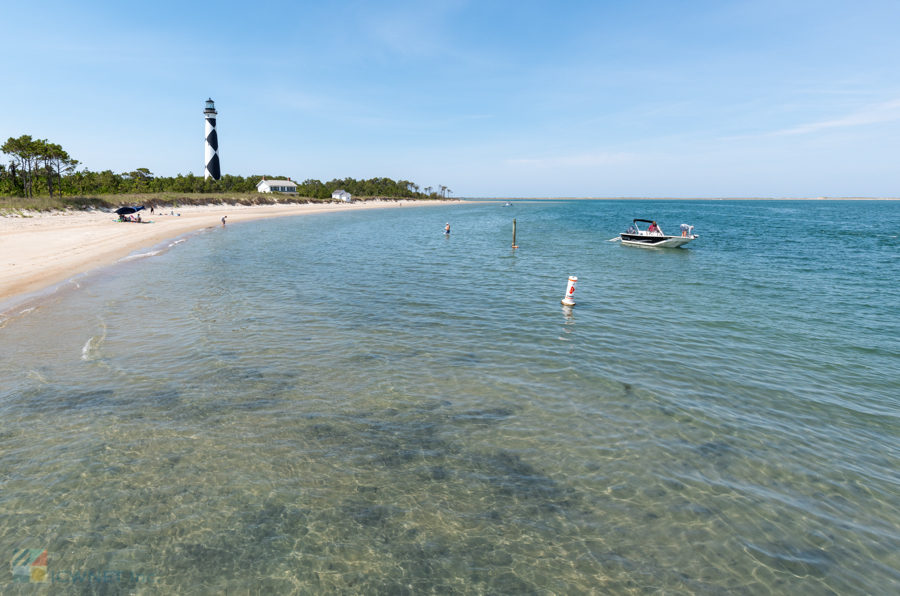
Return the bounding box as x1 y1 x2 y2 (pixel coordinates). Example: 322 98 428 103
561 276 577 306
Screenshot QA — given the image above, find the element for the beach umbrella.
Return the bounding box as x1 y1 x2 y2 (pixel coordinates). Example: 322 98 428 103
114 206 145 215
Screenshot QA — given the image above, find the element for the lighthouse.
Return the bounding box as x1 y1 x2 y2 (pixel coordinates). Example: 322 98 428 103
204 98 220 180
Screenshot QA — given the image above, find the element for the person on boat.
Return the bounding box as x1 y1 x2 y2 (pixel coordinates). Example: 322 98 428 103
648 222 659 234
680 223 690 237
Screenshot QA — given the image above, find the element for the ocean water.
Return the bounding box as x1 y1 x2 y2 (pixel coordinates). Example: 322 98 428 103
1 200 898 595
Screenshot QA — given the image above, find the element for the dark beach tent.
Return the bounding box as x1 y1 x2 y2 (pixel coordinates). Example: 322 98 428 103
114 206 145 215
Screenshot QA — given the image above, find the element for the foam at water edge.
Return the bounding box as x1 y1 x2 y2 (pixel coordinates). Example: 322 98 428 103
118 249 165 262
81 320 107 361
81 338 94 360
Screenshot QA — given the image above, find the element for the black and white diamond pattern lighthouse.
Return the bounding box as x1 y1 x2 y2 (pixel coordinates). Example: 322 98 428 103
203 98 220 180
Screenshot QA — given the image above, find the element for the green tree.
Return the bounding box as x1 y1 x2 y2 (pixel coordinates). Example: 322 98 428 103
1 135 40 197
0 163 11 195
47 143 77 196
124 168 154 193
34 140 58 197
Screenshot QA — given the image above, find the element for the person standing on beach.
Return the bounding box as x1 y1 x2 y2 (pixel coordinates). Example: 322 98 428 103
222 216 227 227
150 205 154 215
445 222 450 235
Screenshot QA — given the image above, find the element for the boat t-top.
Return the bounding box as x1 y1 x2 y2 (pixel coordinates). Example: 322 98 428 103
618 219 698 248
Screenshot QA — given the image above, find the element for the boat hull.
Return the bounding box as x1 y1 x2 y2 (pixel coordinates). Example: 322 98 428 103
620 234 696 248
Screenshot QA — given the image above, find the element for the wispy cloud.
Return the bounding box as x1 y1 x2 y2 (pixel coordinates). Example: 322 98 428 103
505 153 634 168
355 0 466 58
766 99 900 137
270 91 329 112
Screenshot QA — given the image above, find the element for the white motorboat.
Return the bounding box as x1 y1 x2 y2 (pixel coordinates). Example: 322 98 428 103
618 219 698 248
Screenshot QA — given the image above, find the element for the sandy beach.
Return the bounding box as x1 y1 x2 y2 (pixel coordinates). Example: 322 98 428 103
0 200 446 311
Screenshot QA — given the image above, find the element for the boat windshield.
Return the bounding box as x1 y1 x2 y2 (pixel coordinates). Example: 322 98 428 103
629 221 663 235
629 220 663 234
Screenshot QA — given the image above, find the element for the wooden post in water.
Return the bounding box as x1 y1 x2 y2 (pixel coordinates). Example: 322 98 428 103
512 219 518 248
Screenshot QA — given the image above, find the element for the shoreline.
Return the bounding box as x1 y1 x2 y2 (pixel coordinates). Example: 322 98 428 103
0 200 451 313
462 197 900 200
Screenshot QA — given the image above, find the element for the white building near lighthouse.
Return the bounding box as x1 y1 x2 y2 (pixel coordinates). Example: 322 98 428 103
257 178 297 194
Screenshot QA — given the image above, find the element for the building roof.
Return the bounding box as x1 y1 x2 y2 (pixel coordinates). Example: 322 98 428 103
258 179 297 187
332 189 350 194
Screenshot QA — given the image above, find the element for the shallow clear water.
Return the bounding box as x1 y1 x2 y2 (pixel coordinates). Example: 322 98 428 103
1 200 899 595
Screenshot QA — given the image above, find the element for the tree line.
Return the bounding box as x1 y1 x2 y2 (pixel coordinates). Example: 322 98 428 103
1 135 451 200
1 135 78 198
293 178 452 200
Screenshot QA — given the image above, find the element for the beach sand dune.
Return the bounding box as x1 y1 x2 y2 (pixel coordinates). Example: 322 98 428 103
0 200 441 309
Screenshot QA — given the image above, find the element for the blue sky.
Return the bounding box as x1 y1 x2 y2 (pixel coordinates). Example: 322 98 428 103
2 0 898 197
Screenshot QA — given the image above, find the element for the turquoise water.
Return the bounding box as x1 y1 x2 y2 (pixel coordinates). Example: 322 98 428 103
1 200 899 595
